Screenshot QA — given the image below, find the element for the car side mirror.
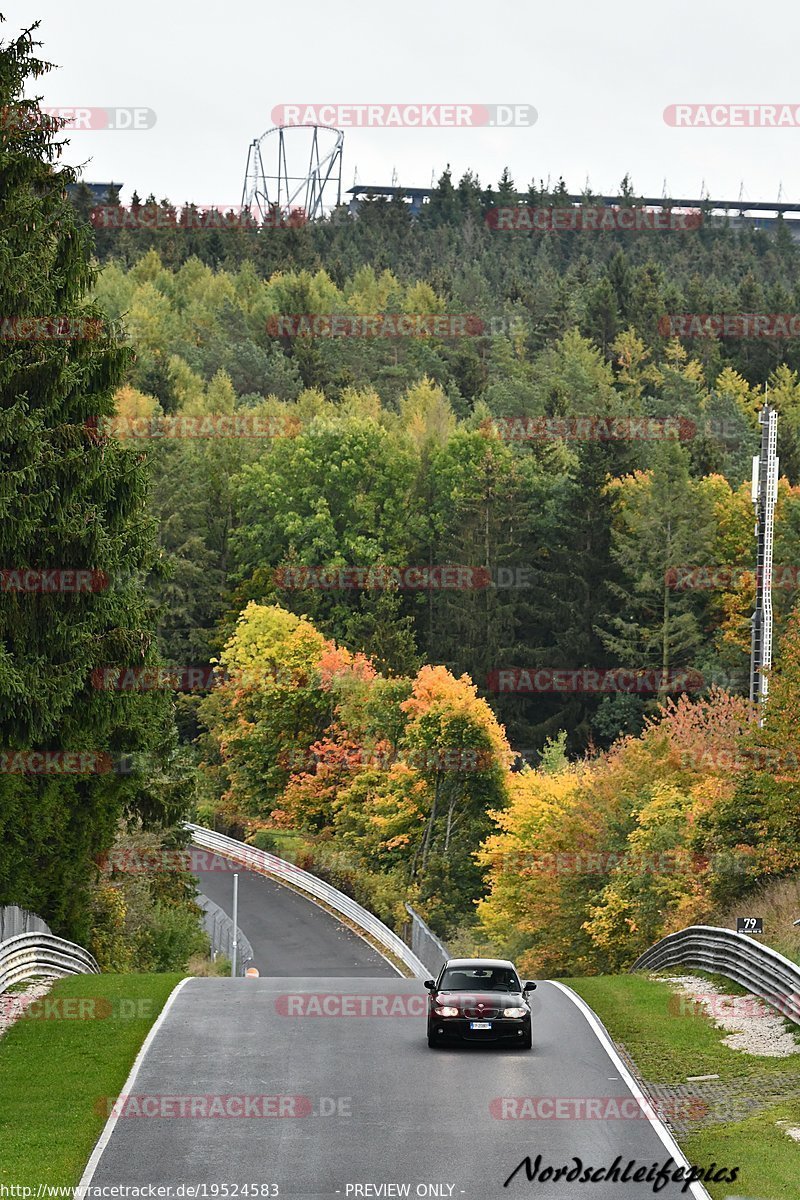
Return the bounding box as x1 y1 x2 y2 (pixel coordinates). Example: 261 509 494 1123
423 979 436 990
524 981 537 991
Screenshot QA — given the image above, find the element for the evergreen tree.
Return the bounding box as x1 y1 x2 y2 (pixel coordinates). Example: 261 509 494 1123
0 22 179 938
597 441 717 699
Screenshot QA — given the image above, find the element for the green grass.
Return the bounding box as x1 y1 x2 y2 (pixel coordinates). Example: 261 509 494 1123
0 973 183 1184
684 1105 800 1199
266 829 308 860
565 973 800 1199
565 973 800 1082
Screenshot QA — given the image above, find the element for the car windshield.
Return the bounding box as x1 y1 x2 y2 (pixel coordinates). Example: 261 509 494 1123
439 967 520 992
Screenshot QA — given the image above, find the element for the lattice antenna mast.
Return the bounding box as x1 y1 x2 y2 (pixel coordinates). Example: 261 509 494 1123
750 403 779 721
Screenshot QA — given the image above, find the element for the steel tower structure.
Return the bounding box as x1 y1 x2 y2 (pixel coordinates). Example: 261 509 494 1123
750 403 779 718
241 124 344 222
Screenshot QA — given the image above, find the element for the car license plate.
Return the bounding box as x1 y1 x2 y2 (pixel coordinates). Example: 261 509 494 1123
470 1020 492 1030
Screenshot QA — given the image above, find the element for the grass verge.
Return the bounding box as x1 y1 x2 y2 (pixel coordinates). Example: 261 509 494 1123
0 972 183 1185
566 973 800 1199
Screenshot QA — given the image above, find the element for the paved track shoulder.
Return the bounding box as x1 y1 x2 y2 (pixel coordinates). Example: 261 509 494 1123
85 977 712 1199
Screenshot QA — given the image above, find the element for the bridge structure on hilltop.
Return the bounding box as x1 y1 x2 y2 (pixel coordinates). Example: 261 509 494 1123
347 184 800 238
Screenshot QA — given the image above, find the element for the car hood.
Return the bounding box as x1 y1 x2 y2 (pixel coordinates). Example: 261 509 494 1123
432 990 526 1008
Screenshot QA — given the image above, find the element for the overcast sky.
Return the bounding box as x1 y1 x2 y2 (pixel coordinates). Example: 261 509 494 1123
5 1 800 209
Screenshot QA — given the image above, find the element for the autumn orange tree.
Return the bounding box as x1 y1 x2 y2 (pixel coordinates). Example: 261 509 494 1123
198 606 512 934
396 665 512 930
198 603 332 827
476 688 757 975
282 661 513 932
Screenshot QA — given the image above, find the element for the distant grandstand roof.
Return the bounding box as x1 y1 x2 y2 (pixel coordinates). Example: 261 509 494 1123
348 185 432 197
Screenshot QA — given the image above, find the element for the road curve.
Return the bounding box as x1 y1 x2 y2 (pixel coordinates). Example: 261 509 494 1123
194 858 397 977
83 977 711 1199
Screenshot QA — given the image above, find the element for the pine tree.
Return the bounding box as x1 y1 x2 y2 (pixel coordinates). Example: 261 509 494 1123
0 21 179 938
597 441 717 699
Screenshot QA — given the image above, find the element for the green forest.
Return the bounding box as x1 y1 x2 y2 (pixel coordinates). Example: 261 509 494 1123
5 24 800 974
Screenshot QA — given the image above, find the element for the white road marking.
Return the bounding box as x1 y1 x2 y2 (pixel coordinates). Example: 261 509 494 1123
77 977 192 1186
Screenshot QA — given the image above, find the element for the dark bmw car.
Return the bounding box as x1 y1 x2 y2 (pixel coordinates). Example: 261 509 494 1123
424 957 536 1049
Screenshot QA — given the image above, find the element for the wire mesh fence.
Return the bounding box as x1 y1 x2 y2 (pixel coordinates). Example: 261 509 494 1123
196 892 254 975
404 903 449 977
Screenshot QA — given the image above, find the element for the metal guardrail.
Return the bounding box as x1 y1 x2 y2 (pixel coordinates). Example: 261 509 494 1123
631 924 800 1025
0 905 53 941
187 824 429 979
0 932 100 994
405 903 449 977
196 892 254 975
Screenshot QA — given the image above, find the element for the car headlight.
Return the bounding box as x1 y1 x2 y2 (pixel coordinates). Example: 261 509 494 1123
434 1006 459 1017
503 1007 528 1018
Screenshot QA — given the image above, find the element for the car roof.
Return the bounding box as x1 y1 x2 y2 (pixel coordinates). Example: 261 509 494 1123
443 958 517 970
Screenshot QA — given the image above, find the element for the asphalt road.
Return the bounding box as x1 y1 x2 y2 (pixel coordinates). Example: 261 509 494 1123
194 860 396 977
85 977 714 1199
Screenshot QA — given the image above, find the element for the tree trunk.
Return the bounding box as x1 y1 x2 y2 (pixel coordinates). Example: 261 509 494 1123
419 774 441 875
444 790 457 855
660 518 672 701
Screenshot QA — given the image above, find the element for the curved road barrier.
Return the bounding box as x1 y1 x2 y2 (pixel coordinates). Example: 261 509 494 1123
0 931 100 993
187 824 429 979
631 924 800 1024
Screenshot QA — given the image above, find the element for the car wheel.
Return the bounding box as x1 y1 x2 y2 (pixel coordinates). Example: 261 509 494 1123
427 1030 439 1048
520 1029 532 1050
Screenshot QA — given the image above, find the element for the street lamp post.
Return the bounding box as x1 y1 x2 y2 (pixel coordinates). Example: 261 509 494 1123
231 872 239 977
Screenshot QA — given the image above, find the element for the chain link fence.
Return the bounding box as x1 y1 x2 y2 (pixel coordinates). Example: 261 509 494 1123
404 904 449 977
196 892 253 975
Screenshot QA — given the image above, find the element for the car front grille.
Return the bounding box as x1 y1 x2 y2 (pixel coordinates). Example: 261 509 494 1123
462 1004 500 1019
